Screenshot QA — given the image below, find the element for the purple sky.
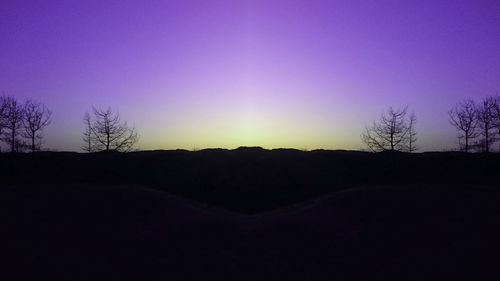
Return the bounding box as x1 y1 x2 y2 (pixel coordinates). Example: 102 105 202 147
1 0 499 151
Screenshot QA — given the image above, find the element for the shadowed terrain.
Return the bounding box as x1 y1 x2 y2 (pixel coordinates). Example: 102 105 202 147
1 149 500 280
1 184 499 281
1 148 499 213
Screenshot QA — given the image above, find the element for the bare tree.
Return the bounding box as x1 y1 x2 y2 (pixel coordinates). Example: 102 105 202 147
449 99 478 152
495 95 500 152
361 106 414 152
476 96 498 152
82 112 94 152
0 96 7 145
22 100 52 152
407 112 418 152
1 96 25 152
85 106 138 152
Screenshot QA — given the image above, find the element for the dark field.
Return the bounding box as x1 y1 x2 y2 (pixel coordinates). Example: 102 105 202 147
1 184 499 281
1 147 499 213
1 149 500 280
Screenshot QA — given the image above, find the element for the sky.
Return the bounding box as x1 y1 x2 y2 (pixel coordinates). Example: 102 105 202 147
1 0 499 151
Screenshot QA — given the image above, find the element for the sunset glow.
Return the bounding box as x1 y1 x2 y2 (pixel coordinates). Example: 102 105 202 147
1 0 499 151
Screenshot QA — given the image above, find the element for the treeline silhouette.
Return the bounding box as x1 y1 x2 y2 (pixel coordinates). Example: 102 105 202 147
362 94 500 153
449 95 500 152
0 96 51 152
2 94 500 153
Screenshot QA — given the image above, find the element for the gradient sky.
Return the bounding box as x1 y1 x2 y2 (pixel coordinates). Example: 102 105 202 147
1 0 499 151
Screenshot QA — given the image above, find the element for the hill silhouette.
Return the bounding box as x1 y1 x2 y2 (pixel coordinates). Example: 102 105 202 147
1 149 500 280
1 148 499 213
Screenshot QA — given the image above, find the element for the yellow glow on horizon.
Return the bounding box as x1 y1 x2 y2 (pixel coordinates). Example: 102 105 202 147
133 94 365 151
137 116 363 151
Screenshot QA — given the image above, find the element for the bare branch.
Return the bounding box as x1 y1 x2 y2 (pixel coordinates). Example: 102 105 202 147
475 96 498 152
448 99 478 152
22 100 52 152
83 106 138 152
361 106 415 152
1 96 25 152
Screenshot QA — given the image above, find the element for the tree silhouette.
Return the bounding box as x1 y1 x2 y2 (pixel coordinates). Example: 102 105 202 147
0 96 7 149
82 112 96 152
491 95 500 152
361 106 415 152
406 112 418 152
449 99 478 152
476 96 497 152
1 96 25 152
83 107 138 152
22 100 52 152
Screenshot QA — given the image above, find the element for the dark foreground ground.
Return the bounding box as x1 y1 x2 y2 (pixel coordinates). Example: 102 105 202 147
2 148 500 213
2 184 500 281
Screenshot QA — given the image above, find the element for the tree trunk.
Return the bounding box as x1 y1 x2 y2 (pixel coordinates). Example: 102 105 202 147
485 125 489 152
10 128 15 153
31 135 35 153
390 133 394 151
106 133 110 151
